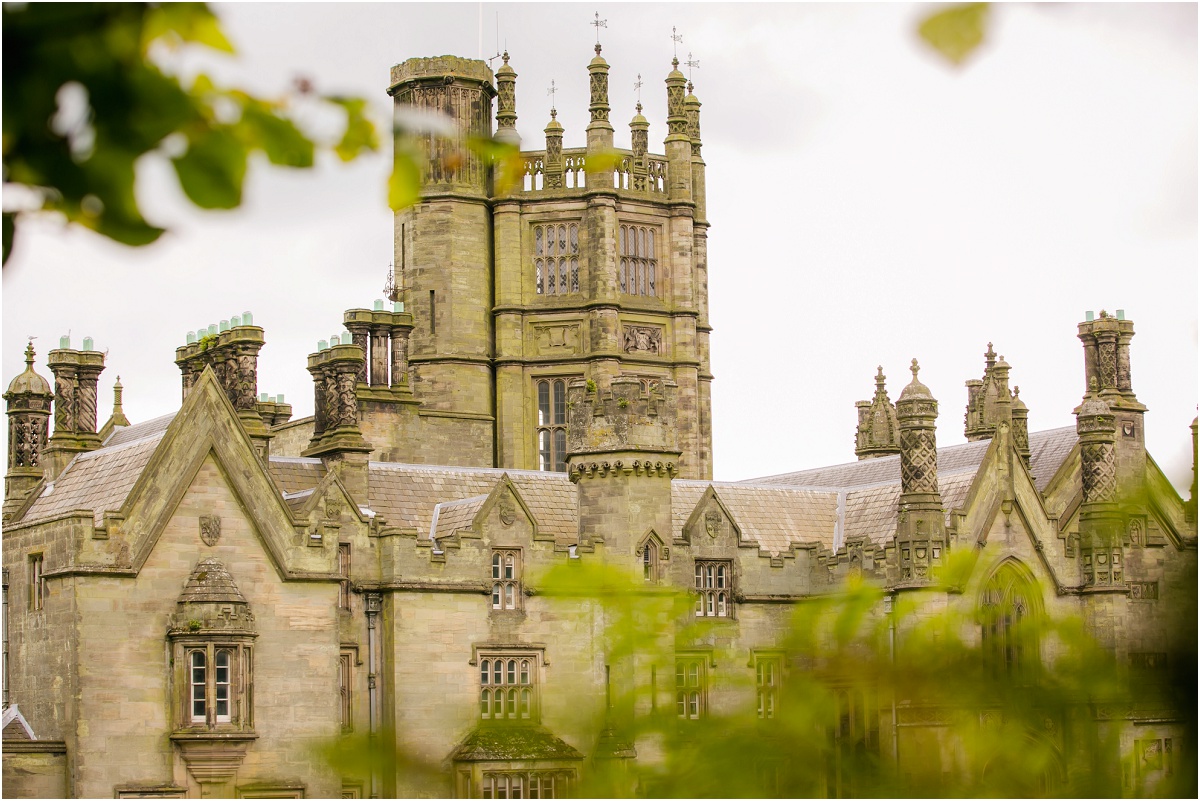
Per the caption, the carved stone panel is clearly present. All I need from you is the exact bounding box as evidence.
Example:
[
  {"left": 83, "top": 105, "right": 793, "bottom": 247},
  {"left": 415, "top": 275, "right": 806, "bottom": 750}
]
[
  {"left": 535, "top": 324, "right": 580, "bottom": 355},
  {"left": 622, "top": 325, "right": 662, "bottom": 355}
]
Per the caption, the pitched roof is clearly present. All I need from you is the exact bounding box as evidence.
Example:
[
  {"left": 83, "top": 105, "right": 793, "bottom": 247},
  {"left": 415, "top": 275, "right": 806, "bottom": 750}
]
[
  {"left": 749, "top": 426, "right": 1077, "bottom": 493},
  {"left": 21, "top": 415, "right": 173, "bottom": 525},
  {"left": 672, "top": 481, "right": 839, "bottom": 555}
]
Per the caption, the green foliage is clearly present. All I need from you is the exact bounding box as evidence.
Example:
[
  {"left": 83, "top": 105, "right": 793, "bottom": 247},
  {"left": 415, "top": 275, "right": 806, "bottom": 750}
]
[
  {"left": 313, "top": 552, "right": 1196, "bottom": 797},
  {"left": 186, "top": 618, "right": 202, "bottom": 632},
  {"left": 2, "top": 2, "right": 379, "bottom": 264},
  {"left": 918, "top": 3, "right": 990, "bottom": 66}
]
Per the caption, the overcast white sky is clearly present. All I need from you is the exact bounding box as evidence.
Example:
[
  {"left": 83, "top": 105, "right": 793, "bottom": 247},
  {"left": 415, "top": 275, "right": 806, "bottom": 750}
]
[{"left": 3, "top": 2, "right": 1197, "bottom": 492}]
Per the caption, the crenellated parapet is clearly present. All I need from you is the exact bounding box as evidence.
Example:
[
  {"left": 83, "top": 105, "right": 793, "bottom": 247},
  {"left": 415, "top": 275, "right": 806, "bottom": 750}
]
[{"left": 566, "top": 376, "right": 679, "bottom": 469}]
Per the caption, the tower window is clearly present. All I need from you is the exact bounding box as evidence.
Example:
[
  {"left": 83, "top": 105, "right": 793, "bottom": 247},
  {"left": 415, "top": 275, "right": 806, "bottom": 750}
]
[
  {"left": 533, "top": 223, "right": 579, "bottom": 295},
  {"left": 619, "top": 224, "right": 658, "bottom": 297},
  {"left": 535, "top": 378, "right": 571, "bottom": 472}
]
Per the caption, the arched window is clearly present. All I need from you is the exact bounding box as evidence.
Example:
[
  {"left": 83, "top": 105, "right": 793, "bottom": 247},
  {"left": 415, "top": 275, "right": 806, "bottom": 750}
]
[
  {"left": 535, "top": 378, "right": 570, "bottom": 472},
  {"left": 980, "top": 561, "right": 1041, "bottom": 682},
  {"left": 619, "top": 224, "right": 660, "bottom": 297},
  {"left": 480, "top": 654, "right": 538, "bottom": 722},
  {"left": 639, "top": 535, "right": 662, "bottom": 583},
  {"left": 491, "top": 550, "right": 521, "bottom": 611}
]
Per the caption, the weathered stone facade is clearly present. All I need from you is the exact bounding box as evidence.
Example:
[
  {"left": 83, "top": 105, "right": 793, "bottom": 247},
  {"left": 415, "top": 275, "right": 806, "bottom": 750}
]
[{"left": 2, "top": 49, "right": 1196, "bottom": 801}]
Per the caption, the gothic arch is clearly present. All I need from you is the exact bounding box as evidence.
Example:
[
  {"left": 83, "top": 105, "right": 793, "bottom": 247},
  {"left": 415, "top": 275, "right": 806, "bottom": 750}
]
[
  {"left": 637, "top": 529, "right": 666, "bottom": 583},
  {"left": 978, "top": 558, "right": 1043, "bottom": 680}
]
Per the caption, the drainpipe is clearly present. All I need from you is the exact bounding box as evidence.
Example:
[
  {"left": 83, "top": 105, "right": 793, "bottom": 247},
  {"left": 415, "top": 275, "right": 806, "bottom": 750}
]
[
  {"left": 2, "top": 568, "right": 9, "bottom": 709},
  {"left": 365, "top": 591, "right": 382, "bottom": 798}
]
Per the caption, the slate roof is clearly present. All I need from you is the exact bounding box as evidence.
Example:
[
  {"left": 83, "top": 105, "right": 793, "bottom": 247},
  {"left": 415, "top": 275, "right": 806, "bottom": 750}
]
[
  {"left": 431, "top": 495, "right": 490, "bottom": 540},
  {"left": 671, "top": 481, "right": 839, "bottom": 554},
  {"left": 450, "top": 725, "right": 584, "bottom": 761},
  {"left": 751, "top": 426, "right": 1077, "bottom": 493},
  {"left": 21, "top": 415, "right": 173, "bottom": 525}
]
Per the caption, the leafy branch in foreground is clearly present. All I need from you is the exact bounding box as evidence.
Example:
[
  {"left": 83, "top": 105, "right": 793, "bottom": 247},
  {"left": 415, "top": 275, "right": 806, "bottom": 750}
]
[{"left": 2, "top": 2, "right": 379, "bottom": 264}]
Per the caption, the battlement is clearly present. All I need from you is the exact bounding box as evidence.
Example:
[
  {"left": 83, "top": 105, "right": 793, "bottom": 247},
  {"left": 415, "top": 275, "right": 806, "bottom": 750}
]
[
  {"left": 566, "top": 376, "right": 680, "bottom": 458},
  {"left": 388, "top": 55, "right": 496, "bottom": 94}
]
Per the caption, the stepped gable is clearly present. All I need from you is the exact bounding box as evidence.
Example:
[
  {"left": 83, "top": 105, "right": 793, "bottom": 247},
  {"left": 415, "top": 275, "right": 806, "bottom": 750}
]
[
  {"left": 18, "top": 413, "right": 176, "bottom": 525},
  {"left": 750, "top": 426, "right": 1077, "bottom": 493}
]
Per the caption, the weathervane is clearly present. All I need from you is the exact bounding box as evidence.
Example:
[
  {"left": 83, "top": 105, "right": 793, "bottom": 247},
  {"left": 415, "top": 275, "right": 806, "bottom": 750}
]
[
  {"left": 547, "top": 79, "right": 558, "bottom": 114},
  {"left": 634, "top": 73, "right": 643, "bottom": 104},
  {"left": 383, "top": 263, "right": 397, "bottom": 302},
  {"left": 671, "top": 27, "right": 683, "bottom": 59},
  {"left": 685, "top": 52, "right": 700, "bottom": 81},
  {"left": 591, "top": 12, "right": 607, "bottom": 45}
]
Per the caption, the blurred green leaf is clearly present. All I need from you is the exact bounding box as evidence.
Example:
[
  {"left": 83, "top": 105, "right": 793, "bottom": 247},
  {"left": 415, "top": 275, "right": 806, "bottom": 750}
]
[
  {"left": 3, "top": 213, "right": 14, "bottom": 264},
  {"left": 238, "top": 101, "right": 315, "bottom": 167},
  {"left": 331, "top": 97, "right": 380, "bottom": 162},
  {"left": 389, "top": 146, "right": 422, "bottom": 211},
  {"left": 172, "top": 126, "right": 246, "bottom": 209},
  {"left": 918, "top": 3, "right": 990, "bottom": 66},
  {"left": 584, "top": 149, "right": 623, "bottom": 174}
]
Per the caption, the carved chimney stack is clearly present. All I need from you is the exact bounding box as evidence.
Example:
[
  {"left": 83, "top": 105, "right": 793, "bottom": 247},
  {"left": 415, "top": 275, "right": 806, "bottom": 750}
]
[
  {"left": 4, "top": 342, "right": 54, "bottom": 521},
  {"left": 42, "top": 336, "right": 106, "bottom": 481},
  {"left": 964, "top": 343, "right": 1015, "bottom": 442},
  {"left": 303, "top": 339, "right": 372, "bottom": 501},
  {"left": 175, "top": 317, "right": 272, "bottom": 461},
  {"left": 1078, "top": 310, "right": 1146, "bottom": 491}
]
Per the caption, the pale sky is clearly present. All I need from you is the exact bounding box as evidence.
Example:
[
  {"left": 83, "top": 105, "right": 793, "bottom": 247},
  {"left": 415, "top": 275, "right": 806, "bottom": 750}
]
[{"left": 3, "top": 2, "right": 1197, "bottom": 493}]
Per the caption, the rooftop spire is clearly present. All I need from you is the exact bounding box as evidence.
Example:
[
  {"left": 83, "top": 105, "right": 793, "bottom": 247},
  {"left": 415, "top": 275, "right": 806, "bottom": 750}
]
[{"left": 855, "top": 365, "right": 900, "bottom": 460}]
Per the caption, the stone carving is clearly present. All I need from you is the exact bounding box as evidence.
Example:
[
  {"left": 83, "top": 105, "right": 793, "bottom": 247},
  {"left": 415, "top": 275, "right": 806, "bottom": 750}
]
[
  {"left": 54, "top": 374, "right": 75, "bottom": 433},
  {"left": 622, "top": 325, "right": 662, "bottom": 355},
  {"left": 199, "top": 515, "right": 221, "bottom": 546},
  {"left": 704, "top": 508, "right": 723, "bottom": 539},
  {"left": 236, "top": 352, "right": 257, "bottom": 410},
  {"left": 1098, "top": 340, "right": 1117, "bottom": 389},
  {"left": 1081, "top": 442, "right": 1117, "bottom": 503},
  {"left": 499, "top": 494, "right": 516, "bottom": 527},
  {"left": 1128, "top": 518, "right": 1143, "bottom": 547},
  {"left": 536, "top": 324, "right": 579, "bottom": 355},
  {"left": 899, "top": 429, "right": 937, "bottom": 494},
  {"left": 1128, "top": 581, "right": 1158, "bottom": 600}
]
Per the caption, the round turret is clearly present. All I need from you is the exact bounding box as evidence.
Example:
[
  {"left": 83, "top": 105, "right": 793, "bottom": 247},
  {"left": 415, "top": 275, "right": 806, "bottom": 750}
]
[{"left": 897, "top": 359, "right": 935, "bottom": 404}]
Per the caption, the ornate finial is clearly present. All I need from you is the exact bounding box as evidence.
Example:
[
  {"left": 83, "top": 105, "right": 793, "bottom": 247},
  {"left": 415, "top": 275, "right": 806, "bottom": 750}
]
[
  {"left": 636, "top": 101, "right": 643, "bottom": 114},
  {"left": 503, "top": 50, "right": 510, "bottom": 65},
  {"left": 24, "top": 338, "right": 36, "bottom": 365},
  {"left": 685, "top": 52, "right": 700, "bottom": 82},
  {"left": 671, "top": 27, "right": 683, "bottom": 59},
  {"left": 1013, "top": 386, "right": 1020, "bottom": 398},
  {"left": 547, "top": 79, "right": 557, "bottom": 114},
  {"left": 911, "top": 359, "right": 920, "bottom": 379},
  {"left": 875, "top": 365, "right": 886, "bottom": 387},
  {"left": 592, "top": 12, "right": 607, "bottom": 45},
  {"left": 383, "top": 262, "right": 396, "bottom": 302},
  {"left": 634, "top": 73, "right": 643, "bottom": 103}
]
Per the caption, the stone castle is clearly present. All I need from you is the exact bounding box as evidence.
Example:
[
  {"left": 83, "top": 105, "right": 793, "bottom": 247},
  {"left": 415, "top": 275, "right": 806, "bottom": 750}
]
[{"left": 2, "top": 47, "right": 1196, "bottom": 799}]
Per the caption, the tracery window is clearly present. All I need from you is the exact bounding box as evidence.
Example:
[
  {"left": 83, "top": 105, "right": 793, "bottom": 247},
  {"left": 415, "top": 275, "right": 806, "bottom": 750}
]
[
  {"left": 675, "top": 656, "right": 707, "bottom": 719},
  {"left": 534, "top": 223, "right": 579, "bottom": 295},
  {"left": 480, "top": 654, "right": 537, "bottom": 722},
  {"left": 618, "top": 224, "right": 658, "bottom": 297},
  {"left": 694, "top": 560, "right": 732, "bottom": 617},
  {"left": 535, "top": 378, "right": 570, "bottom": 472},
  {"left": 491, "top": 550, "right": 521, "bottom": 610},
  {"left": 980, "top": 561, "right": 1040, "bottom": 682}
]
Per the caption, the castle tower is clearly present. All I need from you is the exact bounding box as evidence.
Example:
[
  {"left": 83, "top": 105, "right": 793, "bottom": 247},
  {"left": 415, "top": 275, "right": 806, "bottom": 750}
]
[
  {"left": 42, "top": 335, "right": 106, "bottom": 481},
  {"left": 567, "top": 376, "right": 679, "bottom": 561},
  {"left": 1077, "top": 310, "right": 1146, "bottom": 490},
  {"left": 389, "top": 47, "right": 713, "bottom": 479},
  {"left": 388, "top": 56, "right": 498, "bottom": 467},
  {"left": 4, "top": 342, "right": 53, "bottom": 521},
  {"left": 855, "top": 366, "right": 900, "bottom": 460},
  {"left": 894, "top": 360, "right": 945, "bottom": 585}
]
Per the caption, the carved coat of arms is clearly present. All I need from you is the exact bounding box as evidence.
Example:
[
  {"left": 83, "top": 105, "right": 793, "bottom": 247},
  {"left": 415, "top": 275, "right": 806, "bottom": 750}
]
[
  {"left": 499, "top": 495, "right": 516, "bottom": 527},
  {"left": 199, "top": 515, "right": 221, "bottom": 546},
  {"left": 704, "top": 509, "right": 723, "bottom": 539}
]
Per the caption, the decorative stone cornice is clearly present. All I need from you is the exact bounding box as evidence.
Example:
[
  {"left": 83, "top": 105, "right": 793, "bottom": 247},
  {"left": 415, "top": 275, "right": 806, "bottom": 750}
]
[{"left": 568, "top": 458, "right": 678, "bottom": 483}]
